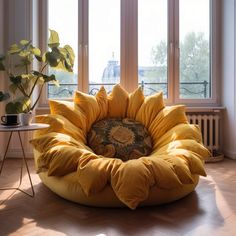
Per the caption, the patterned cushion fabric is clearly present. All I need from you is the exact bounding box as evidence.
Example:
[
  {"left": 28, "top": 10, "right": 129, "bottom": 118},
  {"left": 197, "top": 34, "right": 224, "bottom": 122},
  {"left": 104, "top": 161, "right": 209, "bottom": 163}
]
[{"left": 87, "top": 118, "right": 152, "bottom": 161}]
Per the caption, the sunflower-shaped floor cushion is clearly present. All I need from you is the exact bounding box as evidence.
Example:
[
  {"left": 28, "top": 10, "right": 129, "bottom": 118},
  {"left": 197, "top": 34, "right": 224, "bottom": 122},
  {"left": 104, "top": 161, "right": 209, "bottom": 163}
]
[{"left": 31, "top": 84, "right": 210, "bottom": 209}]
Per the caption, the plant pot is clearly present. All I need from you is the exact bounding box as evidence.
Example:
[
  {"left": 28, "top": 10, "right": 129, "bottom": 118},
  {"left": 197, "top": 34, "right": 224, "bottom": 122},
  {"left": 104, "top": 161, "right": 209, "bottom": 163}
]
[{"left": 19, "top": 112, "right": 33, "bottom": 126}]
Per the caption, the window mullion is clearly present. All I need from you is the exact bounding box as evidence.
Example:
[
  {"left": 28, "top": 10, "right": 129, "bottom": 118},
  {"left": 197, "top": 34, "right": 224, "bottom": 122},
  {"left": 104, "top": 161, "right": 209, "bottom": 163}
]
[
  {"left": 79, "top": 0, "right": 88, "bottom": 93},
  {"left": 121, "top": 0, "right": 138, "bottom": 93},
  {"left": 174, "top": 0, "right": 180, "bottom": 103},
  {"left": 78, "top": 0, "right": 83, "bottom": 92},
  {"left": 166, "top": 0, "right": 176, "bottom": 104},
  {"left": 39, "top": 0, "right": 48, "bottom": 106}
]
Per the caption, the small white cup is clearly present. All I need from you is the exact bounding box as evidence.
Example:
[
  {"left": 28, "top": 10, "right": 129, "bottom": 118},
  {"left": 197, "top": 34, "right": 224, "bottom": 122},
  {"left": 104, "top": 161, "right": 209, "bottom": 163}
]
[{"left": 19, "top": 113, "right": 32, "bottom": 126}]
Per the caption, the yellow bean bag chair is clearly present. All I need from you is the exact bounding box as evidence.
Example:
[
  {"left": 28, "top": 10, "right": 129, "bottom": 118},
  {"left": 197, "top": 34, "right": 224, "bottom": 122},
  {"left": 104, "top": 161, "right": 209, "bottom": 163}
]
[{"left": 31, "top": 85, "right": 210, "bottom": 209}]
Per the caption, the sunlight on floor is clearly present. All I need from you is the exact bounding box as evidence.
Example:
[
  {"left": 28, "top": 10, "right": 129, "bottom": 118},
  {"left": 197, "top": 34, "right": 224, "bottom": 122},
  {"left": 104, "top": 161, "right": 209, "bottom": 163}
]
[{"left": 207, "top": 175, "right": 234, "bottom": 218}]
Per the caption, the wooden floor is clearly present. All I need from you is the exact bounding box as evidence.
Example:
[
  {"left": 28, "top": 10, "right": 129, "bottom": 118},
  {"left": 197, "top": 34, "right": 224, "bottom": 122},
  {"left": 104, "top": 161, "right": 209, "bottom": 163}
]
[{"left": 0, "top": 158, "right": 236, "bottom": 236}]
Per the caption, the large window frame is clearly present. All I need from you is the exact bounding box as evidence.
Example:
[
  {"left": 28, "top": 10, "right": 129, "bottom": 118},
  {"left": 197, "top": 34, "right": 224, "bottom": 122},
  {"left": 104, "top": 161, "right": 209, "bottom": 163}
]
[{"left": 38, "top": 0, "right": 221, "bottom": 108}]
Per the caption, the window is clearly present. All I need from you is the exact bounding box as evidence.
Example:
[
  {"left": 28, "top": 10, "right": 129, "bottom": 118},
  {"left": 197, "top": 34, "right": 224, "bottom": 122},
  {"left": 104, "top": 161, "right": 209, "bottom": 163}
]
[
  {"left": 47, "top": 0, "right": 78, "bottom": 99},
  {"left": 89, "top": 0, "right": 120, "bottom": 94},
  {"left": 138, "top": 0, "right": 168, "bottom": 97},
  {"left": 44, "top": 0, "right": 219, "bottom": 105},
  {"left": 179, "top": 0, "right": 210, "bottom": 99}
]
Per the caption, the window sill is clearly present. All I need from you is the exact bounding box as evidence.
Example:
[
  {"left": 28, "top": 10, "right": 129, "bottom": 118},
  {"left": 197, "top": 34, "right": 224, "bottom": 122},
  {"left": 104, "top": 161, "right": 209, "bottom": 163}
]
[
  {"left": 35, "top": 106, "right": 50, "bottom": 115},
  {"left": 35, "top": 104, "right": 225, "bottom": 117},
  {"left": 185, "top": 107, "right": 225, "bottom": 113}
]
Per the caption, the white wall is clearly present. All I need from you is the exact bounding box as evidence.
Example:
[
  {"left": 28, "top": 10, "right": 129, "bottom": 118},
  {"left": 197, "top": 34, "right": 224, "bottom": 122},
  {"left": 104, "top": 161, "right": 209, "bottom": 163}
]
[
  {"left": 0, "top": 0, "right": 4, "bottom": 54},
  {"left": 0, "top": 0, "right": 33, "bottom": 159},
  {"left": 0, "top": 0, "right": 6, "bottom": 160},
  {"left": 222, "top": 0, "right": 236, "bottom": 159}
]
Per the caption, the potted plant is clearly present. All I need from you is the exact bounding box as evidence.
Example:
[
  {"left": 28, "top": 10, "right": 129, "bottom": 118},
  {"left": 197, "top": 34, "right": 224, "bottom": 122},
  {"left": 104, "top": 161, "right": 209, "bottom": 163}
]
[{"left": 0, "top": 30, "right": 74, "bottom": 124}]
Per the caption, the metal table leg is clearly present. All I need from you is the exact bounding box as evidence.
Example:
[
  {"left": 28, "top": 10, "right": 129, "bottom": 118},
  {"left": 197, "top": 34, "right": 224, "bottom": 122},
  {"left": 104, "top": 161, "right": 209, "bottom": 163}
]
[
  {"left": 0, "top": 131, "right": 35, "bottom": 197},
  {"left": 0, "top": 131, "right": 13, "bottom": 175}
]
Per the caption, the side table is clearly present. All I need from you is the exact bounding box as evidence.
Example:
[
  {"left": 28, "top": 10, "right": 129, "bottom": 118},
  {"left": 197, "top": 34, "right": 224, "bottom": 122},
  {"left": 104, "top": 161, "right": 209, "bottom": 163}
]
[{"left": 0, "top": 123, "right": 49, "bottom": 197}]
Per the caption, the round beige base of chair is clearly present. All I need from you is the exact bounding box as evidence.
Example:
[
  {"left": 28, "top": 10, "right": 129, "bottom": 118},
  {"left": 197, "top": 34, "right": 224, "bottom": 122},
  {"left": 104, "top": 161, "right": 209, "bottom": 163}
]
[{"left": 205, "top": 152, "right": 224, "bottom": 163}]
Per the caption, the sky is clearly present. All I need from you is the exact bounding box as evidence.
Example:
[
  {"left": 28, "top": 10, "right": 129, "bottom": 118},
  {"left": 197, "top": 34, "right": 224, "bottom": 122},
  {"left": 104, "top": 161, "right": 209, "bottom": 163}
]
[{"left": 48, "top": 0, "right": 209, "bottom": 83}]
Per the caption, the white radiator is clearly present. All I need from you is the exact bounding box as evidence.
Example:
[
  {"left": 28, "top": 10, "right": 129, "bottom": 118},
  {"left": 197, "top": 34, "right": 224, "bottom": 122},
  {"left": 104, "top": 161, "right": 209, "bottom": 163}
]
[{"left": 186, "top": 113, "right": 221, "bottom": 153}]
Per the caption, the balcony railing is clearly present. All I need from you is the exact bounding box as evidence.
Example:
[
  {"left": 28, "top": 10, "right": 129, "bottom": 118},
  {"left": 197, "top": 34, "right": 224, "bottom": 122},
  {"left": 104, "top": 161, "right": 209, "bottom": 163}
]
[{"left": 48, "top": 80, "right": 209, "bottom": 98}]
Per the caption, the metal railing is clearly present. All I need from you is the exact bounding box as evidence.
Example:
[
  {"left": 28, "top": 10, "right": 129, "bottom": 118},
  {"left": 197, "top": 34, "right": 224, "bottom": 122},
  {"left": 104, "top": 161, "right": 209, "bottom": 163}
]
[{"left": 48, "top": 80, "right": 209, "bottom": 98}]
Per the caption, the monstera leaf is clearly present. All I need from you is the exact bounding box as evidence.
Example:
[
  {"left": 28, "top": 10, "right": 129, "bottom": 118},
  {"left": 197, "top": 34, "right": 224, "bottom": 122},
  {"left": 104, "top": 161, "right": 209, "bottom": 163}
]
[
  {"left": 5, "top": 97, "right": 31, "bottom": 114},
  {"left": 0, "top": 91, "right": 10, "bottom": 102}
]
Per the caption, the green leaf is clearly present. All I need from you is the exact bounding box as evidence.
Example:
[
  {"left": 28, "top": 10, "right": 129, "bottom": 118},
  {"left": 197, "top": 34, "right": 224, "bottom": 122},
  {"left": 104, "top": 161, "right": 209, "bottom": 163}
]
[
  {"left": 64, "top": 61, "right": 73, "bottom": 72},
  {"left": 21, "top": 74, "right": 31, "bottom": 89},
  {"left": 32, "top": 71, "right": 42, "bottom": 76},
  {"left": 58, "top": 47, "right": 67, "bottom": 57},
  {"left": 10, "top": 75, "right": 22, "bottom": 85},
  {"left": 22, "top": 81, "right": 29, "bottom": 91},
  {"left": 52, "top": 79, "right": 60, "bottom": 87},
  {"left": 45, "top": 51, "right": 60, "bottom": 67},
  {"left": 48, "top": 29, "right": 60, "bottom": 49},
  {"left": 5, "top": 97, "right": 31, "bottom": 114},
  {"left": 9, "top": 84, "right": 18, "bottom": 94},
  {"left": 42, "top": 74, "right": 56, "bottom": 82},
  {"left": 8, "top": 44, "right": 21, "bottom": 54},
  {"left": 5, "top": 101, "right": 23, "bottom": 114},
  {"left": 21, "top": 73, "right": 33, "bottom": 80},
  {"left": 42, "top": 52, "right": 47, "bottom": 63},
  {"left": 52, "top": 47, "right": 63, "bottom": 59},
  {"left": 31, "top": 47, "right": 41, "bottom": 56},
  {"left": 53, "top": 45, "right": 75, "bottom": 72},
  {"left": 64, "top": 45, "right": 75, "bottom": 66},
  {"left": 37, "top": 77, "right": 44, "bottom": 85},
  {"left": 20, "top": 40, "right": 30, "bottom": 46},
  {"left": 0, "top": 91, "right": 10, "bottom": 102},
  {"left": 32, "top": 71, "right": 56, "bottom": 84},
  {"left": 51, "top": 61, "right": 66, "bottom": 71},
  {"left": 19, "top": 51, "right": 31, "bottom": 57}
]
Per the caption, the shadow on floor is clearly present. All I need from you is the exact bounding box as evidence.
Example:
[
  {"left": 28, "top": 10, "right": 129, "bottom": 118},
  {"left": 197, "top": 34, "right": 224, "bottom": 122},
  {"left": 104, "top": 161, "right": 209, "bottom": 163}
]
[{"left": 0, "top": 177, "right": 224, "bottom": 236}]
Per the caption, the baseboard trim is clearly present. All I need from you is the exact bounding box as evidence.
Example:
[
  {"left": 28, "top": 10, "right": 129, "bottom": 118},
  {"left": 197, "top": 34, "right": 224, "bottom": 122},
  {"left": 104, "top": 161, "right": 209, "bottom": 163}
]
[{"left": 224, "top": 150, "right": 236, "bottom": 159}]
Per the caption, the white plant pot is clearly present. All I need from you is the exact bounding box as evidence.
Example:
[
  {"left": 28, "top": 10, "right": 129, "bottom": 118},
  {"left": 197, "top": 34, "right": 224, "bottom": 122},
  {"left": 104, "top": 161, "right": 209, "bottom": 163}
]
[{"left": 19, "top": 112, "right": 33, "bottom": 126}]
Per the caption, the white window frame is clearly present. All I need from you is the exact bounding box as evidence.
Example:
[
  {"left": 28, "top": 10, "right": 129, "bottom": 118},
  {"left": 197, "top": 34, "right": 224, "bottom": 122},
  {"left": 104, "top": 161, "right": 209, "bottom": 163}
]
[
  {"left": 172, "top": 0, "right": 220, "bottom": 106},
  {"left": 37, "top": 0, "right": 221, "bottom": 109}
]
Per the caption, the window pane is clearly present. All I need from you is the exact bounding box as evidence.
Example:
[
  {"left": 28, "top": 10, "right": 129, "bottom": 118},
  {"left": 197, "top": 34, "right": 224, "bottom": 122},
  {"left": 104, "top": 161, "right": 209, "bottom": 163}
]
[
  {"left": 48, "top": 0, "right": 78, "bottom": 99},
  {"left": 179, "top": 0, "right": 210, "bottom": 99},
  {"left": 138, "top": 0, "right": 168, "bottom": 97},
  {"left": 89, "top": 0, "right": 120, "bottom": 95}
]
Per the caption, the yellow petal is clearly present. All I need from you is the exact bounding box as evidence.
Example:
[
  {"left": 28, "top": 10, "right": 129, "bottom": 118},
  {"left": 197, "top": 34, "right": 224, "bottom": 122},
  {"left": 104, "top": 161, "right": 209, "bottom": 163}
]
[
  {"left": 107, "top": 84, "right": 129, "bottom": 118},
  {"left": 127, "top": 87, "right": 144, "bottom": 120},
  {"left": 135, "top": 91, "right": 164, "bottom": 128}
]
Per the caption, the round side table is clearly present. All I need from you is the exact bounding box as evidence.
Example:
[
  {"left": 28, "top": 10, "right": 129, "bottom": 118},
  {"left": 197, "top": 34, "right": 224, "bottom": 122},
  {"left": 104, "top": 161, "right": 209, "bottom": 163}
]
[{"left": 0, "top": 123, "right": 49, "bottom": 197}]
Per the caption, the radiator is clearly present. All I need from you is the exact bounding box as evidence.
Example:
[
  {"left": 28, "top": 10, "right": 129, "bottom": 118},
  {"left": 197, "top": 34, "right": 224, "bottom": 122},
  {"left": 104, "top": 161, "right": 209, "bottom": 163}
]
[{"left": 186, "top": 113, "right": 221, "bottom": 153}]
